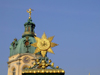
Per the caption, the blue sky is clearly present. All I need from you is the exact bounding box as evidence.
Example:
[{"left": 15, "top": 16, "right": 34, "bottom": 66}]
[{"left": 0, "top": 0, "right": 100, "bottom": 75}]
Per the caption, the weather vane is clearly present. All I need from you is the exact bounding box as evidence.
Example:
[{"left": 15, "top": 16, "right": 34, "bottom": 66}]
[{"left": 26, "top": 8, "right": 34, "bottom": 19}]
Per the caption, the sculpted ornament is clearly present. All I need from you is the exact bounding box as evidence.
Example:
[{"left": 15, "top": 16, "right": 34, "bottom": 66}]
[
  {"left": 11, "top": 38, "right": 18, "bottom": 49},
  {"left": 31, "top": 32, "right": 58, "bottom": 57},
  {"left": 23, "top": 36, "right": 32, "bottom": 53}
]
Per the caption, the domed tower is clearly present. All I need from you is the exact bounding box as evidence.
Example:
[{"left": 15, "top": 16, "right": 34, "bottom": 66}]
[{"left": 7, "top": 8, "right": 41, "bottom": 75}]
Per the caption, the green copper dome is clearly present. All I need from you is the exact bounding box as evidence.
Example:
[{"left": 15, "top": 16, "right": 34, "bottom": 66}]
[{"left": 9, "top": 18, "right": 40, "bottom": 57}]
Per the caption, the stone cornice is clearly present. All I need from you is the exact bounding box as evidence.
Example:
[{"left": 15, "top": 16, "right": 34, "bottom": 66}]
[{"left": 7, "top": 53, "right": 41, "bottom": 64}]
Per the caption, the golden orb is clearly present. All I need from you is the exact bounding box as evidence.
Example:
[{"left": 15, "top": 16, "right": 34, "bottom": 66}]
[
  {"left": 62, "top": 70, "right": 65, "bottom": 73},
  {"left": 50, "top": 70, "right": 52, "bottom": 73},
  {"left": 33, "top": 71, "right": 36, "bottom": 73},
  {"left": 53, "top": 70, "right": 56, "bottom": 73},
  {"left": 42, "top": 60, "right": 45, "bottom": 63},
  {"left": 56, "top": 66, "right": 59, "bottom": 69},
  {"left": 46, "top": 64, "right": 48, "bottom": 66},
  {"left": 49, "top": 59, "right": 52, "bottom": 63},
  {"left": 36, "top": 59, "right": 39, "bottom": 62},
  {"left": 29, "top": 66, "right": 31, "bottom": 68},
  {"left": 58, "top": 70, "right": 60, "bottom": 73},
  {"left": 29, "top": 17, "right": 31, "bottom": 19},
  {"left": 46, "top": 70, "right": 49, "bottom": 73},
  {"left": 42, "top": 66, "right": 45, "bottom": 69},
  {"left": 29, "top": 71, "right": 32, "bottom": 73},
  {"left": 51, "top": 63, "right": 54, "bottom": 66},
  {"left": 33, "top": 62, "right": 36, "bottom": 65},
  {"left": 41, "top": 70, "right": 45, "bottom": 73},
  {"left": 37, "top": 62, "right": 40, "bottom": 64},
  {"left": 39, "top": 63, "right": 42, "bottom": 66}
]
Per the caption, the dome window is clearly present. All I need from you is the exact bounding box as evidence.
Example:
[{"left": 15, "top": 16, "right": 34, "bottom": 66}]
[
  {"left": 12, "top": 68, "right": 16, "bottom": 75},
  {"left": 28, "top": 27, "right": 30, "bottom": 31}
]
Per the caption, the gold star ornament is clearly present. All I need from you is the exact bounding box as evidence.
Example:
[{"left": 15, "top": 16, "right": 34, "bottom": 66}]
[{"left": 31, "top": 32, "right": 58, "bottom": 57}]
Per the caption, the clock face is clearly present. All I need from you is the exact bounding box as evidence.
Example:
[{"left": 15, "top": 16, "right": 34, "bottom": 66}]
[
  {"left": 37, "top": 39, "right": 50, "bottom": 50},
  {"left": 23, "top": 56, "right": 30, "bottom": 63}
]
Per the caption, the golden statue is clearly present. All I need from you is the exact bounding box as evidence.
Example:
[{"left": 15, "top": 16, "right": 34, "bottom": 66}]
[{"left": 27, "top": 8, "right": 34, "bottom": 19}]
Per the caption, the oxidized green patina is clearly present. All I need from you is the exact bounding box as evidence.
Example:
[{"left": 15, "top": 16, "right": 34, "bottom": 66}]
[{"left": 9, "top": 18, "right": 40, "bottom": 56}]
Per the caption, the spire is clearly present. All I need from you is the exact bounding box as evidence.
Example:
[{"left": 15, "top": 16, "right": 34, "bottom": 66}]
[{"left": 22, "top": 8, "right": 35, "bottom": 38}]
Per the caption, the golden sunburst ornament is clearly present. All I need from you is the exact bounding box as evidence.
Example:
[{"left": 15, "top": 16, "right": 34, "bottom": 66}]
[{"left": 31, "top": 32, "right": 58, "bottom": 57}]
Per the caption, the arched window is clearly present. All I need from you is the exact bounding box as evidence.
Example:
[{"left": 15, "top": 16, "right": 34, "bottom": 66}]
[
  {"left": 12, "top": 68, "right": 16, "bottom": 75},
  {"left": 28, "top": 27, "right": 30, "bottom": 31}
]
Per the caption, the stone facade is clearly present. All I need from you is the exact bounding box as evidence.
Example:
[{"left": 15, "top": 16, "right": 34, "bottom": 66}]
[
  {"left": 7, "top": 53, "right": 41, "bottom": 75},
  {"left": 7, "top": 18, "right": 41, "bottom": 75}
]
